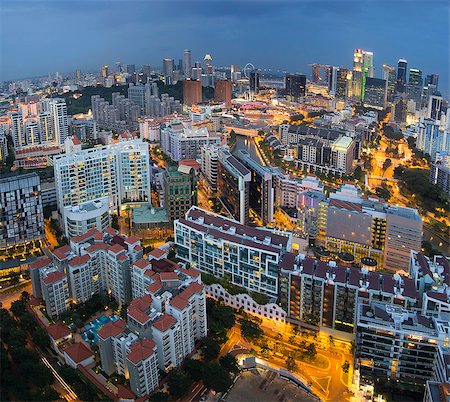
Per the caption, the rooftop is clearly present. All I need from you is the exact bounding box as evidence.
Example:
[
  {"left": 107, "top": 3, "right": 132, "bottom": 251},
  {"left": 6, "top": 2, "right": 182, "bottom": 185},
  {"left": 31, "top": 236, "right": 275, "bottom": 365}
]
[
  {"left": 127, "top": 339, "right": 156, "bottom": 365},
  {"left": 64, "top": 342, "right": 93, "bottom": 364}
]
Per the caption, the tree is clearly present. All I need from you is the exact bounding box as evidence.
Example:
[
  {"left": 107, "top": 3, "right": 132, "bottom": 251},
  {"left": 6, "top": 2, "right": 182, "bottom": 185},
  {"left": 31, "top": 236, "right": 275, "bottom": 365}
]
[
  {"left": 87, "top": 331, "right": 95, "bottom": 341},
  {"left": 184, "top": 359, "right": 205, "bottom": 381},
  {"left": 168, "top": 369, "right": 192, "bottom": 398},
  {"left": 304, "top": 343, "right": 317, "bottom": 360},
  {"left": 353, "top": 165, "right": 362, "bottom": 181},
  {"left": 285, "top": 356, "right": 297, "bottom": 372},
  {"left": 201, "top": 336, "right": 221, "bottom": 360},
  {"left": 10, "top": 299, "right": 27, "bottom": 317},
  {"left": 382, "top": 159, "right": 392, "bottom": 172},
  {"left": 342, "top": 361, "right": 350, "bottom": 373},
  {"left": 20, "top": 291, "right": 30, "bottom": 302},
  {"left": 219, "top": 354, "right": 240, "bottom": 375},
  {"left": 19, "top": 313, "right": 37, "bottom": 331},
  {"left": 202, "top": 362, "right": 233, "bottom": 392},
  {"left": 240, "top": 319, "right": 263, "bottom": 341},
  {"left": 111, "top": 214, "right": 119, "bottom": 230}
]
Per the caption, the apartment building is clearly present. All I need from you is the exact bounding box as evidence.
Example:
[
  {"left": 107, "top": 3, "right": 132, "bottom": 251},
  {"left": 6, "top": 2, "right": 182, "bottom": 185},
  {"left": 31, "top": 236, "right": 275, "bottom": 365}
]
[
  {"left": 279, "top": 253, "right": 419, "bottom": 333},
  {"left": 273, "top": 173, "right": 324, "bottom": 209},
  {"left": 30, "top": 228, "right": 144, "bottom": 313},
  {"left": 200, "top": 144, "right": 219, "bottom": 191},
  {"left": 160, "top": 120, "right": 221, "bottom": 162},
  {"left": 0, "top": 173, "right": 44, "bottom": 252},
  {"left": 40, "top": 270, "right": 70, "bottom": 318},
  {"left": 53, "top": 139, "right": 151, "bottom": 220},
  {"left": 126, "top": 339, "right": 159, "bottom": 397},
  {"left": 217, "top": 148, "right": 251, "bottom": 224},
  {"left": 175, "top": 207, "right": 292, "bottom": 298},
  {"left": 355, "top": 301, "right": 449, "bottom": 387}
]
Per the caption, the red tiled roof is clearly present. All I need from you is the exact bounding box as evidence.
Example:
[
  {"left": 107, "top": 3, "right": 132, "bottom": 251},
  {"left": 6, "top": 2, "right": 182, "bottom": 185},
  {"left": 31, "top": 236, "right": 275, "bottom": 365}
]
[
  {"left": 53, "top": 245, "right": 72, "bottom": 260},
  {"left": 117, "top": 253, "right": 128, "bottom": 261},
  {"left": 65, "top": 342, "right": 93, "bottom": 363},
  {"left": 146, "top": 280, "right": 162, "bottom": 293},
  {"left": 426, "top": 291, "right": 448, "bottom": 302},
  {"left": 43, "top": 271, "right": 66, "bottom": 285},
  {"left": 47, "top": 321, "right": 71, "bottom": 340},
  {"left": 128, "top": 294, "right": 153, "bottom": 324},
  {"left": 71, "top": 228, "right": 101, "bottom": 244},
  {"left": 279, "top": 252, "right": 296, "bottom": 271},
  {"left": 127, "top": 339, "right": 156, "bottom": 365},
  {"left": 93, "top": 231, "right": 104, "bottom": 241},
  {"left": 179, "top": 159, "right": 201, "bottom": 171},
  {"left": 109, "top": 244, "right": 125, "bottom": 254},
  {"left": 134, "top": 258, "right": 150, "bottom": 270},
  {"left": 72, "top": 135, "right": 81, "bottom": 145},
  {"left": 85, "top": 243, "right": 110, "bottom": 253},
  {"left": 152, "top": 313, "right": 177, "bottom": 332},
  {"left": 68, "top": 254, "right": 90, "bottom": 267},
  {"left": 178, "top": 267, "right": 201, "bottom": 278},
  {"left": 117, "top": 385, "right": 136, "bottom": 399},
  {"left": 170, "top": 282, "right": 204, "bottom": 311},
  {"left": 104, "top": 227, "right": 117, "bottom": 236},
  {"left": 29, "top": 256, "right": 52, "bottom": 270},
  {"left": 134, "top": 245, "right": 143, "bottom": 251},
  {"left": 160, "top": 272, "right": 179, "bottom": 281},
  {"left": 125, "top": 235, "right": 140, "bottom": 245},
  {"left": 97, "top": 319, "right": 127, "bottom": 340},
  {"left": 148, "top": 248, "right": 166, "bottom": 259}
]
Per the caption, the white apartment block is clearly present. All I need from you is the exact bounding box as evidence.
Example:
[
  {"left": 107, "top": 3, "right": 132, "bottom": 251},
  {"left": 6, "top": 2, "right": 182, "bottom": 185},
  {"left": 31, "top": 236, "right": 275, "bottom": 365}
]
[
  {"left": 30, "top": 228, "right": 144, "bottom": 312},
  {"left": 175, "top": 207, "right": 292, "bottom": 298},
  {"left": 53, "top": 139, "right": 151, "bottom": 219},
  {"left": 40, "top": 269, "right": 70, "bottom": 319},
  {"left": 161, "top": 121, "right": 221, "bottom": 161},
  {"left": 200, "top": 144, "right": 219, "bottom": 190}
]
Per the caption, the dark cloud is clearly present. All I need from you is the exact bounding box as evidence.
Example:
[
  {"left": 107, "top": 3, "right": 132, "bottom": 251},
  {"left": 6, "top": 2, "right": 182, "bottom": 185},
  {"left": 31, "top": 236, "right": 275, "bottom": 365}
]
[{"left": 0, "top": 0, "right": 448, "bottom": 95}]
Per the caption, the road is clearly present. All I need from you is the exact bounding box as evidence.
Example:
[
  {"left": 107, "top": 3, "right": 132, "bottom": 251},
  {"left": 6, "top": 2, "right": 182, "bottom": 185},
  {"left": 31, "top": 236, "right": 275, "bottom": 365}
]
[{"left": 0, "top": 280, "right": 32, "bottom": 309}]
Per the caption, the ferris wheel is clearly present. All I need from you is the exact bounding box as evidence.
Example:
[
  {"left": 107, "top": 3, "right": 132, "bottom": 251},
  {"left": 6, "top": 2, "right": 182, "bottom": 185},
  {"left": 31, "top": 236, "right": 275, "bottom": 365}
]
[{"left": 243, "top": 63, "right": 255, "bottom": 79}]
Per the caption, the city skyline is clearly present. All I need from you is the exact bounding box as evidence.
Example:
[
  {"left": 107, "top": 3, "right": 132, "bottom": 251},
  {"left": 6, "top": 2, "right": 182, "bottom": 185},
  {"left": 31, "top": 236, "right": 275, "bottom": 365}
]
[{"left": 1, "top": 0, "right": 449, "bottom": 95}]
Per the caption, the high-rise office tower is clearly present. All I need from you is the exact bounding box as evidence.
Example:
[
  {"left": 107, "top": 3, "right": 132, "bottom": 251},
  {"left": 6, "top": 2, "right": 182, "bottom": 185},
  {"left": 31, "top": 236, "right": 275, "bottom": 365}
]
[
  {"left": 426, "top": 73, "right": 439, "bottom": 88},
  {"left": 409, "top": 68, "right": 423, "bottom": 86},
  {"left": 163, "top": 58, "right": 174, "bottom": 80},
  {"left": 285, "top": 74, "right": 306, "bottom": 101},
  {"left": 192, "top": 67, "right": 202, "bottom": 81},
  {"left": 311, "top": 64, "right": 321, "bottom": 84},
  {"left": 230, "top": 65, "right": 241, "bottom": 82},
  {"left": 396, "top": 58, "right": 408, "bottom": 92},
  {"left": 335, "top": 68, "right": 351, "bottom": 99},
  {"left": 363, "top": 77, "right": 387, "bottom": 110},
  {"left": 47, "top": 98, "right": 69, "bottom": 145},
  {"left": 328, "top": 67, "right": 339, "bottom": 95},
  {"left": 351, "top": 49, "right": 364, "bottom": 100},
  {"left": 102, "top": 65, "right": 109, "bottom": 78},
  {"left": 75, "top": 69, "right": 81, "bottom": 80},
  {"left": 142, "top": 64, "right": 152, "bottom": 77},
  {"left": 126, "top": 64, "right": 136, "bottom": 74},
  {"left": 427, "top": 94, "right": 443, "bottom": 121},
  {"left": 249, "top": 70, "right": 260, "bottom": 93},
  {"left": 361, "top": 51, "right": 374, "bottom": 101},
  {"left": 382, "top": 65, "right": 396, "bottom": 102},
  {"left": 204, "top": 54, "right": 213, "bottom": 75},
  {"left": 183, "top": 49, "right": 192, "bottom": 79}
]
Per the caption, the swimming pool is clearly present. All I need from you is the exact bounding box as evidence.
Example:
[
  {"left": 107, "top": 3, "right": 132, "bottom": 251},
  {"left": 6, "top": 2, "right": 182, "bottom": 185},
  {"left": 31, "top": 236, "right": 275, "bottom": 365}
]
[{"left": 82, "top": 315, "right": 120, "bottom": 344}]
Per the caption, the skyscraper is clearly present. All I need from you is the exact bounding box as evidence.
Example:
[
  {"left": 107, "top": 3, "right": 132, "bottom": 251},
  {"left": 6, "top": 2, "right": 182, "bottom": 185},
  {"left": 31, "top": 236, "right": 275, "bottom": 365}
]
[
  {"left": 363, "top": 77, "right": 387, "bottom": 110},
  {"left": 183, "top": 79, "right": 202, "bottom": 105},
  {"left": 335, "top": 68, "right": 351, "bottom": 99},
  {"left": 126, "top": 64, "right": 136, "bottom": 74},
  {"left": 102, "top": 65, "right": 109, "bottom": 78},
  {"left": 249, "top": 70, "right": 260, "bottom": 93},
  {"left": 142, "top": 64, "right": 152, "bottom": 77},
  {"left": 328, "top": 67, "right": 339, "bottom": 95},
  {"left": 163, "top": 58, "right": 174, "bottom": 80},
  {"left": 9, "top": 110, "right": 25, "bottom": 148},
  {"left": 311, "top": 64, "right": 321, "bottom": 84},
  {"left": 215, "top": 80, "right": 232, "bottom": 107},
  {"left": 382, "top": 65, "right": 396, "bottom": 102},
  {"left": 285, "top": 74, "right": 306, "bottom": 101},
  {"left": 183, "top": 49, "right": 192, "bottom": 79},
  {"left": 351, "top": 49, "right": 364, "bottom": 100},
  {"left": 409, "top": 68, "right": 422, "bottom": 86},
  {"left": 361, "top": 51, "right": 374, "bottom": 101},
  {"left": 396, "top": 58, "right": 408, "bottom": 92}
]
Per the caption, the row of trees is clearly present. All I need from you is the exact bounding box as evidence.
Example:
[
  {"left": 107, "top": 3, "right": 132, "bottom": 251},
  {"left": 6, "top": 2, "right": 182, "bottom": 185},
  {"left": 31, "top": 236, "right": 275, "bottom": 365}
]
[{"left": 1, "top": 293, "right": 59, "bottom": 401}]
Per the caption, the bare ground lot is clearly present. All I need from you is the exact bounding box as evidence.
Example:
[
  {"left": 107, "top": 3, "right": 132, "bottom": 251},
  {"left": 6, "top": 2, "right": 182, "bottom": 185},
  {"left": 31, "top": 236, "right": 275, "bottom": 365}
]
[{"left": 224, "top": 369, "right": 318, "bottom": 402}]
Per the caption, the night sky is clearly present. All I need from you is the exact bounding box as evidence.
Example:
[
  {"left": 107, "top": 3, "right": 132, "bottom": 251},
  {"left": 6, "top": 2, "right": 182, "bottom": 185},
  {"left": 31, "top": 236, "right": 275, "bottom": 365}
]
[{"left": 1, "top": 0, "right": 449, "bottom": 96}]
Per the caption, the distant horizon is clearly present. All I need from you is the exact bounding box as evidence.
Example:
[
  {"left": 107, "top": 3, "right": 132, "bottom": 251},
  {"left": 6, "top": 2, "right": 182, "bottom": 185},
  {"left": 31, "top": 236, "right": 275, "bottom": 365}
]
[{"left": 1, "top": 1, "right": 448, "bottom": 96}]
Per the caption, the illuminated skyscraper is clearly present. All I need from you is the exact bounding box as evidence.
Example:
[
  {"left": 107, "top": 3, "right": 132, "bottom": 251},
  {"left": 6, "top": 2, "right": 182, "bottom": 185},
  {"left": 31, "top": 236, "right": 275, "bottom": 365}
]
[
  {"left": 102, "top": 65, "right": 109, "bottom": 78},
  {"left": 249, "top": 70, "right": 260, "bottom": 93},
  {"left": 363, "top": 77, "right": 387, "bottom": 110},
  {"left": 351, "top": 49, "right": 364, "bottom": 100},
  {"left": 328, "top": 67, "right": 339, "bottom": 95},
  {"left": 409, "top": 68, "right": 422, "bottom": 86},
  {"left": 397, "top": 58, "right": 408, "bottom": 92},
  {"left": 311, "top": 64, "right": 321, "bottom": 84},
  {"left": 361, "top": 51, "right": 374, "bottom": 101},
  {"left": 335, "top": 68, "right": 351, "bottom": 99},
  {"left": 382, "top": 65, "right": 396, "bottom": 102},
  {"left": 183, "top": 49, "right": 192, "bottom": 79},
  {"left": 285, "top": 74, "right": 306, "bottom": 101}
]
